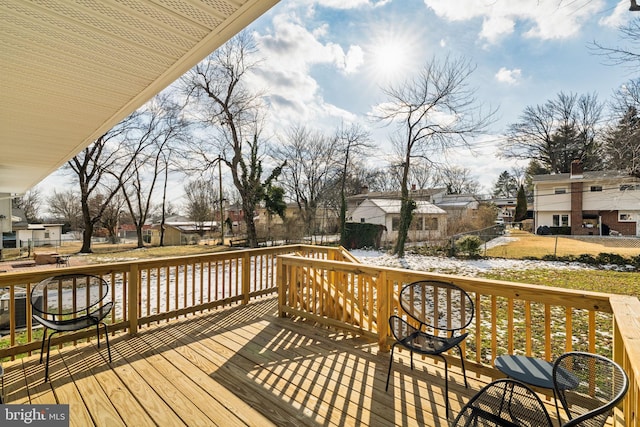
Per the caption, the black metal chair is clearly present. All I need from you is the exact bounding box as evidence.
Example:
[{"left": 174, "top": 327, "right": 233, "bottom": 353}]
[
  {"left": 452, "top": 379, "right": 554, "bottom": 427},
  {"left": 553, "top": 351, "right": 629, "bottom": 427},
  {"left": 31, "top": 274, "right": 113, "bottom": 381},
  {"left": 386, "top": 280, "right": 474, "bottom": 417}
]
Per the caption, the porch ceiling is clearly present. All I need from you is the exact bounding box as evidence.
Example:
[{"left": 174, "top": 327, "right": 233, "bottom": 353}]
[{"left": 0, "top": 0, "right": 279, "bottom": 194}]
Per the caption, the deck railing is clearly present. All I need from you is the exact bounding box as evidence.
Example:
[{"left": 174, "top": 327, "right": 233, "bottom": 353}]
[
  {"left": 0, "top": 246, "right": 637, "bottom": 425},
  {"left": 277, "top": 253, "right": 639, "bottom": 427},
  {"left": 0, "top": 245, "right": 338, "bottom": 359}
]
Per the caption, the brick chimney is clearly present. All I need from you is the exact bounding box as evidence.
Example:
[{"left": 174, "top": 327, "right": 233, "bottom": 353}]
[{"left": 570, "top": 160, "right": 583, "bottom": 178}]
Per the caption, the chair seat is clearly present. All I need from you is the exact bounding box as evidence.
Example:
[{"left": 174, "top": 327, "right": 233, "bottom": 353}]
[
  {"left": 400, "top": 329, "right": 469, "bottom": 355},
  {"left": 33, "top": 302, "right": 114, "bottom": 332}
]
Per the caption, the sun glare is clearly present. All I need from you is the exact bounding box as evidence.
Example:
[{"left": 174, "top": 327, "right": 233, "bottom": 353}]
[{"left": 365, "top": 24, "right": 424, "bottom": 85}]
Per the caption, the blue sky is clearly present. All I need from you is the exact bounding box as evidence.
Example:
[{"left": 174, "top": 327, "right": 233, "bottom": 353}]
[
  {"left": 39, "top": 0, "right": 638, "bottom": 207},
  {"left": 243, "top": 0, "right": 636, "bottom": 191}
]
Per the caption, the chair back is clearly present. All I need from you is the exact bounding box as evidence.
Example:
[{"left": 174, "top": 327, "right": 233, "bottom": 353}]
[
  {"left": 553, "top": 352, "right": 629, "bottom": 427},
  {"left": 31, "top": 274, "right": 110, "bottom": 320},
  {"left": 399, "top": 280, "right": 474, "bottom": 334},
  {"left": 452, "top": 379, "right": 553, "bottom": 427}
]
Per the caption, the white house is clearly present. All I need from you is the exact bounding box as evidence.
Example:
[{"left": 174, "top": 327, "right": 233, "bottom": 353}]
[
  {"left": 349, "top": 199, "right": 447, "bottom": 244},
  {"left": 533, "top": 161, "right": 640, "bottom": 236}
]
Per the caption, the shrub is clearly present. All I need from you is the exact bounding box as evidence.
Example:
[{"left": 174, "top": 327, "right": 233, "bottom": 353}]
[
  {"left": 455, "top": 235, "right": 482, "bottom": 257},
  {"left": 596, "top": 253, "right": 629, "bottom": 266}
]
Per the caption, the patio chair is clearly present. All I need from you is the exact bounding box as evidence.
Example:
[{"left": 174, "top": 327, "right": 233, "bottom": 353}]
[
  {"left": 553, "top": 351, "right": 629, "bottom": 427},
  {"left": 31, "top": 274, "right": 113, "bottom": 382},
  {"left": 385, "top": 280, "right": 474, "bottom": 417},
  {"left": 452, "top": 378, "right": 554, "bottom": 427}
]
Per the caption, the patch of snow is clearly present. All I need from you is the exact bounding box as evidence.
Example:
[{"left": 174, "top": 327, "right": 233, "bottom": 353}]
[{"left": 350, "top": 249, "right": 595, "bottom": 277}]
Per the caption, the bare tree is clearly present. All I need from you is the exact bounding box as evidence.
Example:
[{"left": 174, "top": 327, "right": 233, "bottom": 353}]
[
  {"left": 273, "top": 125, "right": 341, "bottom": 237},
  {"left": 335, "top": 123, "right": 372, "bottom": 245},
  {"left": 502, "top": 92, "right": 603, "bottom": 173},
  {"left": 590, "top": 16, "right": 640, "bottom": 71},
  {"left": 47, "top": 189, "right": 82, "bottom": 232},
  {"left": 119, "top": 95, "right": 188, "bottom": 248},
  {"left": 374, "top": 55, "right": 495, "bottom": 256},
  {"left": 603, "top": 78, "right": 640, "bottom": 175},
  {"left": 68, "top": 112, "right": 147, "bottom": 253},
  {"left": 13, "top": 188, "right": 42, "bottom": 223},
  {"left": 437, "top": 166, "right": 481, "bottom": 195},
  {"left": 101, "top": 193, "right": 126, "bottom": 244},
  {"left": 182, "top": 32, "right": 282, "bottom": 247},
  {"left": 184, "top": 178, "right": 218, "bottom": 235}
]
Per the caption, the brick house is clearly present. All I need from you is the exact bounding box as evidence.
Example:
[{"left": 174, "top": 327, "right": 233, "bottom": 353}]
[{"left": 532, "top": 161, "right": 640, "bottom": 236}]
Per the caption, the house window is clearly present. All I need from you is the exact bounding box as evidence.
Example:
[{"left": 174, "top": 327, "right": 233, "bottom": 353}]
[
  {"left": 590, "top": 186, "right": 602, "bottom": 192},
  {"left": 360, "top": 218, "right": 365, "bottom": 223},
  {"left": 424, "top": 217, "right": 438, "bottom": 230},
  {"left": 554, "top": 187, "right": 567, "bottom": 194},
  {"left": 44, "top": 231, "right": 50, "bottom": 238},
  {"left": 619, "top": 212, "right": 635, "bottom": 222},
  {"left": 391, "top": 216, "right": 400, "bottom": 231},
  {"left": 412, "top": 217, "right": 423, "bottom": 230},
  {"left": 552, "top": 215, "right": 569, "bottom": 227}
]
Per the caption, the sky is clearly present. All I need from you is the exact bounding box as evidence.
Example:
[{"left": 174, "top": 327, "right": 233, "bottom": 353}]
[{"left": 38, "top": 0, "right": 638, "bottom": 209}]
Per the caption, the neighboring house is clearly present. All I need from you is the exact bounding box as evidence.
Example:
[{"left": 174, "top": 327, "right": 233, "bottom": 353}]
[
  {"left": 532, "top": 161, "right": 640, "bottom": 236},
  {"left": 7, "top": 209, "right": 64, "bottom": 247},
  {"left": 486, "top": 197, "right": 517, "bottom": 223},
  {"left": 349, "top": 199, "right": 447, "bottom": 244},
  {"left": 346, "top": 186, "right": 447, "bottom": 213},
  {"left": 432, "top": 193, "right": 480, "bottom": 221},
  {"left": 150, "top": 216, "right": 219, "bottom": 246}
]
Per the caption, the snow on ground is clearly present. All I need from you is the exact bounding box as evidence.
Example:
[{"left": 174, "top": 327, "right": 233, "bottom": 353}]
[{"left": 350, "top": 249, "right": 594, "bottom": 277}]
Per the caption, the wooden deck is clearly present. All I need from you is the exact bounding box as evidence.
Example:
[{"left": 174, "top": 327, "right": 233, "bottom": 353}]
[{"left": 2, "top": 297, "right": 562, "bottom": 427}]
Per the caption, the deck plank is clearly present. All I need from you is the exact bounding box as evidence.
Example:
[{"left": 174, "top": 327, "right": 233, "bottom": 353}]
[
  {"left": 2, "top": 297, "right": 565, "bottom": 427},
  {"left": 138, "top": 324, "right": 277, "bottom": 427},
  {"left": 114, "top": 336, "right": 214, "bottom": 426},
  {"left": 104, "top": 337, "right": 187, "bottom": 427}
]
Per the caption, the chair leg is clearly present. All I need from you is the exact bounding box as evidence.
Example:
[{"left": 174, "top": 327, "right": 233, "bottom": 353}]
[
  {"left": 457, "top": 344, "right": 469, "bottom": 388},
  {"left": 95, "top": 322, "right": 101, "bottom": 348},
  {"left": 101, "top": 322, "right": 112, "bottom": 362},
  {"left": 39, "top": 327, "right": 49, "bottom": 364},
  {"left": 386, "top": 344, "right": 396, "bottom": 391},
  {"left": 43, "top": 331, "right": 58, "bottom": 382},
  {"left": 438, "top": 354, "right": 450, "bottom": 418}
]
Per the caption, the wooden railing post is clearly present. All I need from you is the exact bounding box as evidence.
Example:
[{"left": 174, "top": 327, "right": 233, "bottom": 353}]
[
  {"left": 377, "top": 271, "right": 390, "bottom": 352},
  {"left": 277, "top": 256, "right": 287, "bottom": 317},
  {"left": 242, "top": 252, "right": 251, "bottom": 305},
  {"left": 128, "top": 264, "right": 139, "bottom": 336}
]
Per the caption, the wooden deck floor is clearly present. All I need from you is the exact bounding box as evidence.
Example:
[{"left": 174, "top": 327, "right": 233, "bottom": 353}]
[{"left": 2, "top": 297, "right": 561, "bottom": 426}]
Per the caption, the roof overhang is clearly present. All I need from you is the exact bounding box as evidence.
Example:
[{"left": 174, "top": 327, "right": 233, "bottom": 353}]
[{"left": 0, "top": 0, "right": 279, "bottom": 194}]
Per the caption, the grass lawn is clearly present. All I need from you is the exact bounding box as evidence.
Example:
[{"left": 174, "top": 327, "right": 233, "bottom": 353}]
[{"left": 485, "top": 230, "right": 640, "bottom": 258}]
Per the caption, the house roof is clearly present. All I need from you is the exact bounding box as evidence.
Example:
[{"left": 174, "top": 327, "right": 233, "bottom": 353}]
[
  {"left": 434, "top": 194, "right": 479, "bottom": 208},
  {"left": 347, "top": 188, "right": 447, "bottom": 203},
  {"left": 363, "top": 199, "right": 447, "bottom": 215},
  {"left": 532, "top": 170, "right": 637, "bottom": 183},
  {"left": 1, "top": 0, "right": 279, "bottom": 194}
]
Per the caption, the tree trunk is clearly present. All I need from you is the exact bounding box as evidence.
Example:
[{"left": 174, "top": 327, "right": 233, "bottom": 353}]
[
  {"left": 393, "top": 158, "right": 413, "bottom": 257},
  {"left": 136, "top": 224, "right": 144, "bottom": 248},
  {"left": 80, "top": 224, "right": 93, "bottom": 253}
]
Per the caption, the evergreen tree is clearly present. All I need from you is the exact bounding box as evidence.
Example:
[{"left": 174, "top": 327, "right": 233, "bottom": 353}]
[{"left": 492, "top": 171, "right": 518, "bottom": 198}]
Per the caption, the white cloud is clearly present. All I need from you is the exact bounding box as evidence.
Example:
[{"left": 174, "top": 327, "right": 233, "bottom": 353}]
[
  {"left": 305, "top": 0, "right": 390, "bottom": 9},
  {"left": 599, "top": 1, "right": 632, "bottom": 28},
  {"left": 423, "top": 0, "right": 605, "bottom": 43},
  {"left": 495, "top": 67, "right": 522, "bottom": 85},
  {"left": 251, "top": 12, "right": 362, "bottom": 131}
]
